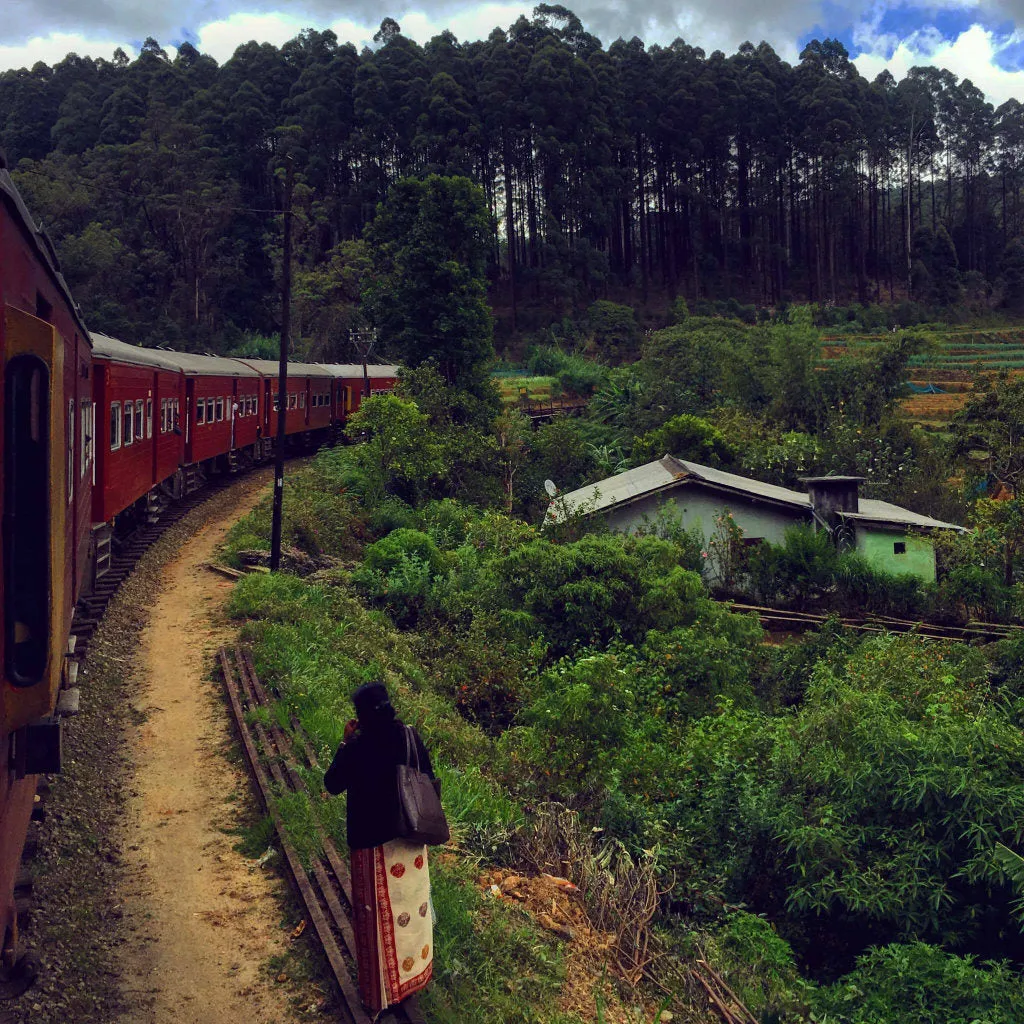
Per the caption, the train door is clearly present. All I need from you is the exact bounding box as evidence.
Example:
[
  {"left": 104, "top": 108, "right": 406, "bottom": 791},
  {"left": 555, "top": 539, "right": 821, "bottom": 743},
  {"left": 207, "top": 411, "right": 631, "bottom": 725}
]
[
  {"left": 184, "top": 378, "right": 195, "bottom": 464},
  {"left": 2, "top": 307, "right": 66, "bottom": 734}
]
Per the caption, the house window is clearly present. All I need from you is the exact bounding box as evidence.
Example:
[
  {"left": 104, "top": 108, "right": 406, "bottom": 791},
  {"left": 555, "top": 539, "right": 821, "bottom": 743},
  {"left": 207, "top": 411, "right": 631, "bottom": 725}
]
[
  {"left": 894, "top": 541, "right": 906, "bottom": 555},
  {"left": 110, "top": 402, "right": 121, "bottom": 450},
  {"left": 123, "top": 402, "right": 133, "bottom": 446},
  {"left": 135, "top": 400, "right": 144, "bottom": 440}
]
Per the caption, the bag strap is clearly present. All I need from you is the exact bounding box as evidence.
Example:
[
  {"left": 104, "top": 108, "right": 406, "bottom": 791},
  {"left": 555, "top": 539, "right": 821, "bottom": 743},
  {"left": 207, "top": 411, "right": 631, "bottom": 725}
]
[{"left": 404, "top": 725, "right": 420, "bottom": 772}]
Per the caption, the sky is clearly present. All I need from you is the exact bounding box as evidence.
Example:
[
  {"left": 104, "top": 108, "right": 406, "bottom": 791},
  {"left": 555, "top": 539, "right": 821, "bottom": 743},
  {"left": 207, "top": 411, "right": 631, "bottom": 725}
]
[{"left": 3, "top": 0, "right": 1024, "bottom": 105}]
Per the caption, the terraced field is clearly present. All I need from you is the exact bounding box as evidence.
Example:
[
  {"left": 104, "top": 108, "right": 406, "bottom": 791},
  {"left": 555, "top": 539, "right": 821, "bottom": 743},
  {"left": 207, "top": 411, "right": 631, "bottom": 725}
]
[{"left": 821, "top": 328, "right": 1024, "bottom": 427}]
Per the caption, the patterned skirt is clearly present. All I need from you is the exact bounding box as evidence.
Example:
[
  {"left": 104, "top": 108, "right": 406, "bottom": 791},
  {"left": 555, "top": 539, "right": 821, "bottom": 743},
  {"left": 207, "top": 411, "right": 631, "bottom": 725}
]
[{"left": 350, "top": 838, "right": 433, "bottom": 1014}]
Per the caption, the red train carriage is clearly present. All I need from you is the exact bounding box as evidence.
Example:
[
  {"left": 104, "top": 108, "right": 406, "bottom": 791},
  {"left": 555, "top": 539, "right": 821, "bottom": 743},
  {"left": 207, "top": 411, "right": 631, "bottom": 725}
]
[
  {"left": 90, "top": 335, "right": 183, "bottom": 525},
  {"left": 171, "top": 353, "right": 261, "bottom": 470},
  {"left": 235, "top": 359, "right": 336, "bottom": 443},
  {"left": 318, "top": 364, "right": 401, "bottom": 424},
  {"left": 0, "top": 160, "right": 92, "bottom": 978}
]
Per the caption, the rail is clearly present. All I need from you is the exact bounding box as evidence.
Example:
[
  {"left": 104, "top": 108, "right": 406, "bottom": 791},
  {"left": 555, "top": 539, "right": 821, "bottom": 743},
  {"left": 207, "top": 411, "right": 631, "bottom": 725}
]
[
  {"left": 218, "top": 646, "right": 409, "bottom": 1024},
  {"left": 728, "top": 601, "right": 1020, "bottom": 643}
]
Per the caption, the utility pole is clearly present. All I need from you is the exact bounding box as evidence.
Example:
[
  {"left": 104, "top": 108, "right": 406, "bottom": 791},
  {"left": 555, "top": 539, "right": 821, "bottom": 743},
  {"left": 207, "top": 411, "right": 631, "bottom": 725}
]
[
  {"left": 349, "top": 326, "right": 378, "bottom": 399},
  {"left": 270, "top": 156, "right": 294, "bottom": 572}
]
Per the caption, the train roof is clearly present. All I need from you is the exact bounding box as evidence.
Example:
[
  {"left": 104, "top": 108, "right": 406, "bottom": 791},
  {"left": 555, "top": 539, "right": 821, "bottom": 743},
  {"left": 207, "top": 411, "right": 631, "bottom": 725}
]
[
  {"left": 235, "top": 358, "right": 336, "bottom": 379},
  {"left": 91, "top": 334, "right": 184, "bottom": 370},
  {"left": 0, "top": 159, "right": 91, "bottom": 342},
  {"left": 91, "top": 335, "right": 259, "bottom": 377},
  {"left": 318, "top": 363, "right": 401, "bottom": 378}
]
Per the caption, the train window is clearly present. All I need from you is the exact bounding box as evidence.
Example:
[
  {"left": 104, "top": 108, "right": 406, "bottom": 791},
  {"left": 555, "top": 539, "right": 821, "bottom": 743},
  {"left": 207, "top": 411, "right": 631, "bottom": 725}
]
[
  {"left": 80, "top": 402, "right": 89, "bottom": 476},
  {"left": 299, "top": 393, "right": 306, "bottom": 409},
  {"left": 135, "top": 400, "right": 144, "bottom": 440},
  {"left": 5, "top": 354, "right": 51, "bottom": 685},
  {"left": 162, "top": 398, "right": 169, "bottom": 433},
  {"left": 206, "top": 398, "right": 214, "bottom": 423},
  {"left": 216, "top": 398, "right": 224, "bottom": 422},
  {"left": 110, "top": 402, "right": 121, "bottom": 450},
  {"left": 273, "top": 394, "right": 279, "bottom": 412},
  {"left": 289, "top": 394, "right": 297, "bottom": 410},
  {"left": 197, "top": 400, "right": 205, "bottom": 425},
  {"left": 146, "top": 399, "right": 153, "bottom": 439},
  {"left": 67, "top": 400, "right": 75, "bottom": 504},
  {"left": 123, "top": 402, "right": 133, "bottom": 446}
]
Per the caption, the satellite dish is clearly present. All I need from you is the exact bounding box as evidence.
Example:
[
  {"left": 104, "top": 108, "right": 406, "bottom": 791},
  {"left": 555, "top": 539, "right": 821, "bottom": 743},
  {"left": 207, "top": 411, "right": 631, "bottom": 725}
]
[{"left": 544, "top": 479, "right": 558, "bottom": 498}]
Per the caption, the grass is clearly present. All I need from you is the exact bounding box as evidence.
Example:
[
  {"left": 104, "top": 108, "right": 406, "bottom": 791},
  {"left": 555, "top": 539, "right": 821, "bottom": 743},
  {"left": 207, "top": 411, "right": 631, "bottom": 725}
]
[
  {"left": 223, "top": 570, "right": 586, "bottom": 1022},
  {"left": 496, "top": 375, "right": 560, "bottom": 403}
]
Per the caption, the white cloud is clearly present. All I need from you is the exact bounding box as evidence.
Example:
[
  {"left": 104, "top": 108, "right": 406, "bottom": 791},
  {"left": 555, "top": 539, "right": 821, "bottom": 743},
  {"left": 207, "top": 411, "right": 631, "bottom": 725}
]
[
  {"left": 191, "top": 5, "right": 534, "bottom": 64},
  {"left": 854, "top": 22, "right": 1024, "bottom": 105},
  {"left": 0, "top": 33, "right": 136, "bottom": 71},
  {"left": 196, "top": 12, "right": 309, "bottom": 62}
]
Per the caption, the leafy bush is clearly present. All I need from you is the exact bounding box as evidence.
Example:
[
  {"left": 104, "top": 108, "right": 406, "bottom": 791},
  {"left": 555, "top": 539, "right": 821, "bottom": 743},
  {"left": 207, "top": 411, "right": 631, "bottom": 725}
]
[
  {"left": 672, "top": 635, "right": 1024, "bottom": 958},
  {"left": 813, "top": 943, "right": 1024, "bottom": 1024},
  {"left": 525, "top": 344, "right": 607, "bottom": 396},
  {"left": 631, "top": 413, "right": 737, "bottom": 466}
]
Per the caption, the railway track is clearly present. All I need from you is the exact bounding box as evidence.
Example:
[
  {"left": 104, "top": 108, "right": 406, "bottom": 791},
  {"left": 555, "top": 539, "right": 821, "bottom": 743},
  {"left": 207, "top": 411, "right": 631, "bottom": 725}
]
[
  {"left": 69, "top": 476, "right": 236, "bottom": 663},
  {"left": 218, "top": 645, "right": 410, "bottom": 1024}
]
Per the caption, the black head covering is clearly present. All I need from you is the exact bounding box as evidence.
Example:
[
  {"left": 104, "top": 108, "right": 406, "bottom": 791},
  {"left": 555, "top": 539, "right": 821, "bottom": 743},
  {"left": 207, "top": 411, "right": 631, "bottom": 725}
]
[{"left": 352, "top": 681, "right": 396, "bottom": 731}]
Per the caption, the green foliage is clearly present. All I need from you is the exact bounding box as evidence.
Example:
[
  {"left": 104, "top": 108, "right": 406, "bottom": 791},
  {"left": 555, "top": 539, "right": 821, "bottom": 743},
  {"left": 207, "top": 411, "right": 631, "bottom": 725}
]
[
  {"left": 632, "top": 413, "right": 736, "bottom": 466},
  {"left": 813, "top": 943, "right": 1024, "bottom": 1024},
  {"left": 525, "top": 345, "right": 608, "bottom": 396},
  {"left": 674, "top": 635, "right": 1024, "bottom": 953},
  {"left": 363, "top": 174, "right": 494, "bottom": 399}
]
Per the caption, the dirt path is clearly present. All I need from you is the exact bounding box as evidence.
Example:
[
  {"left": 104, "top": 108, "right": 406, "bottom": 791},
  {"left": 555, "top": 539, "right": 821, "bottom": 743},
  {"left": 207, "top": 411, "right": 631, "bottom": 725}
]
[{"left": 117, "top": 474, "right": 305, "bottom": 1024}]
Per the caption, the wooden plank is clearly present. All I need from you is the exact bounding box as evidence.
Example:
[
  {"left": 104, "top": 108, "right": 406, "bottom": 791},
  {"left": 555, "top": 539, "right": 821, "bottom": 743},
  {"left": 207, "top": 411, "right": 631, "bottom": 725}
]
[{"left": 218, "top": 649, "right": 369, "bottom": 1024}]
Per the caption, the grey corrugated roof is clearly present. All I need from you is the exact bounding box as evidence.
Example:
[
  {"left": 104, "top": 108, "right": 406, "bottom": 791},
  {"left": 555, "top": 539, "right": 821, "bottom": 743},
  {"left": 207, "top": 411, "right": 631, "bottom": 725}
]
[
  {"left": 676, "top": 459, "right": 811, "bottom": 509},
  {"left": 317, "top": 363, "right": 401, "bottom": 377},
  {"left": 549, "top": 456, "right": 962, "bottom": 532},
  {"left": 842, "top": 501, "right": 965, "bottom": 532}
]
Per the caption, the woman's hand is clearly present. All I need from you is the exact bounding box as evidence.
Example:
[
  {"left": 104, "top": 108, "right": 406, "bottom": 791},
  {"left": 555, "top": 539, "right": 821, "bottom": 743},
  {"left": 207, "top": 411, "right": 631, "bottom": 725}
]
[{"left": 343, "top": 718, "right": 359, "bottom": 742}]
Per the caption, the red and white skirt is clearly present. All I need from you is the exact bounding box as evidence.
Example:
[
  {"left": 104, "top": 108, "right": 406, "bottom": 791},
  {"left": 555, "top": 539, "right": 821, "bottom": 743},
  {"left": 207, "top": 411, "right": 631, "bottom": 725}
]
[{"left": 350, "top": 838, "right": 433, "bottom": 1014}]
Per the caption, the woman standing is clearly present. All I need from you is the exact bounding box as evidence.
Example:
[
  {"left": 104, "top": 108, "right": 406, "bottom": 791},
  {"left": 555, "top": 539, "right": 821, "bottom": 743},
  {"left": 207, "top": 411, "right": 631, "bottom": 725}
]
[{"left": 324, "top": 682, "right": 435, "bottom": 1023}]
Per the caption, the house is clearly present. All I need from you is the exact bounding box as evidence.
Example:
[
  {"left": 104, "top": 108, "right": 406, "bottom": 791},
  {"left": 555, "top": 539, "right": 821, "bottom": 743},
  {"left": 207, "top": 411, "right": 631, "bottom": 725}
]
[{"left": 546, "top": 456, "right": 964, "bottom": 583}]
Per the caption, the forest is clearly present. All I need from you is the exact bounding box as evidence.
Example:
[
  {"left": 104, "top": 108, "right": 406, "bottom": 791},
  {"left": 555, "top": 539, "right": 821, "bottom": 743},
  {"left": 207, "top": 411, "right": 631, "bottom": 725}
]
[{"left": 5, "top": 6, "right": 1024, "bottom": 354}]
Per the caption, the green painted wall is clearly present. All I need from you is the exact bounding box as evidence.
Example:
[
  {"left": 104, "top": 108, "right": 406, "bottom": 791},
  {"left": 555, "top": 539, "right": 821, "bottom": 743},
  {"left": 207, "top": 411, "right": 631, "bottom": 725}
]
[{"left": 855, "top": 527, "right": 936, "bottom": 582}]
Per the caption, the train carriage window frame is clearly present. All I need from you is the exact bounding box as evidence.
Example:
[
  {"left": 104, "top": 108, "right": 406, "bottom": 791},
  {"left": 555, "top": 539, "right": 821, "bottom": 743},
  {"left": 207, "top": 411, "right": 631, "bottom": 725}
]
[
  {"left": 206, "top": 398, "right": 214, "bottom": 424},
  {"left": 123, "top": 401, "right": 133, "bottom": 446},
  {"left": 67, "top": 400, "right": 75, "bottom": 504},
  {"left": 135, "top": 400, "right": 144, "bottom": 441},
  {"left": 110, "top": 402, "right": 122, "bottom": 450},
  {"left": 299, "top": 392, "right": 305, "bottom": 409},
  {"left": 146, "top": 398, "right": 153, "bottom": 439},
  {"left": 216, "top": 398, "right": 224, "bottom": 422},
  {"left": 80, "top": 401, "right": 90, "bottom": 477},
  {"left": 196, "top": 399, "right": 205, "bottom": 425}
]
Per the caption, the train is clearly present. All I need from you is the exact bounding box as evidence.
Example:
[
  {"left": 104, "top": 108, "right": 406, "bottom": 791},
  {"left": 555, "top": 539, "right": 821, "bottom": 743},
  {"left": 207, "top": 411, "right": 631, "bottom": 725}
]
[{"left": 0, "top": 155, "right": 398, "bottom": 990}]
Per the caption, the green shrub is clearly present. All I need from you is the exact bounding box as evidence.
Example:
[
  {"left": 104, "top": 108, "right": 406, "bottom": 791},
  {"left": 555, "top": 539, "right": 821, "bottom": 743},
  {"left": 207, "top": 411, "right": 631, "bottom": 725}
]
[{"left": 813, "top": 942, "right": 1024, "bottom": 1024}]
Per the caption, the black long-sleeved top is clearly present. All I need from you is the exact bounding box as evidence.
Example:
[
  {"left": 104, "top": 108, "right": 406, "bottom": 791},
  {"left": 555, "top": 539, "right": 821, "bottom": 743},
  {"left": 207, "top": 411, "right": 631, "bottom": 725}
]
[{"left": 324, "top": 720, "right": 435, "bottom": 850}]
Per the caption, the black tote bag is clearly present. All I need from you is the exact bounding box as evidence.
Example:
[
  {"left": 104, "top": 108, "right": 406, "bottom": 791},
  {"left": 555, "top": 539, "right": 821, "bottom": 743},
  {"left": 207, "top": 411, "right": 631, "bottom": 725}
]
[{"left": 396, "top": 725, "right": 450, "bottom": 846}]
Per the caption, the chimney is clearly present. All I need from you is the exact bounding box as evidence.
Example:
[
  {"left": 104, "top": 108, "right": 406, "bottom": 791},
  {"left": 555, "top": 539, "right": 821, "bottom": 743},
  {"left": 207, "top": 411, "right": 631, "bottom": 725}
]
[{"left": 800, "top": 476, "right": 864, "bottom": 524}]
